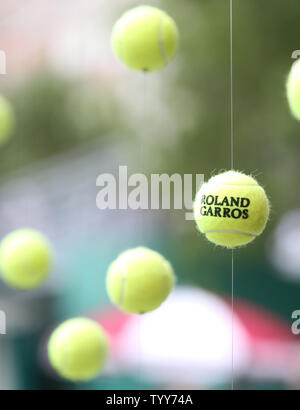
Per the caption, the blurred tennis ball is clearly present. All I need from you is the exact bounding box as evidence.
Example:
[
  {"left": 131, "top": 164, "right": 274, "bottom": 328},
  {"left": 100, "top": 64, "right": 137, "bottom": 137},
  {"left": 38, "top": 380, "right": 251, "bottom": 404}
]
[
  {"left": 106, "top": 247, "right": 175, "bottom": 314},
  {"left": 0, "top": 229, "right": 52, "bottom": 290},
  {"left": 0, "top": 95, "right": 14, "bottom": 146},
  {"left": 48, "top": 318, "right": 109, "bottom": 382},
  {"left": 112, "top": 6, "right": 179, "bottom": 72},
  {"left": 287, "top": 59, "right": 300, "bottom": 121},
  {"left": 193, "top": 171, "right": 270, "bottom": 248}
]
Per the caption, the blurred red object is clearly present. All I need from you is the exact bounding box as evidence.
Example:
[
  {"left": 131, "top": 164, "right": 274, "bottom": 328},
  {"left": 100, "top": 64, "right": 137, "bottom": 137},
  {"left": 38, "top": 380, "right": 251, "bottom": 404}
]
[{"left": 93, "top": 287, "right": 298, "bottom": 387}]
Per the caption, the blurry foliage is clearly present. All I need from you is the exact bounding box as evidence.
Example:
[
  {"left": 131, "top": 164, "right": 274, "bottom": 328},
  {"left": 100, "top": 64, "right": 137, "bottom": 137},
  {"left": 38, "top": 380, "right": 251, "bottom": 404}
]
[
  {"left": 162, "top": 0, "right": 300, "bottom": 213},
  {"left": 0, "top": 0, "right": 299, "bottom": 315},
  {"left": 0, "top": 0, "right": 299, "bottom": 390},
  {"left": 155, "top": 0, "right": 300, "bottom": 313},
  {"left": 0, "top": 71, "right": 124, "bottom": 175}
]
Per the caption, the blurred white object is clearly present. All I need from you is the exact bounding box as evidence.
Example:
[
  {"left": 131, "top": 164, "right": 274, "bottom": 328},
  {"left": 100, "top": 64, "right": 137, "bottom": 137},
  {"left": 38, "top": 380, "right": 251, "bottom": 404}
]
[
  {"left": 115, "top": 287, "right": 251, "bottom": 387},
  {"left": 269, "top": 210, "right": 300, "bottom": 280},
  {"left": 97, "top": 287, "right": 296, "bottom": 387}
]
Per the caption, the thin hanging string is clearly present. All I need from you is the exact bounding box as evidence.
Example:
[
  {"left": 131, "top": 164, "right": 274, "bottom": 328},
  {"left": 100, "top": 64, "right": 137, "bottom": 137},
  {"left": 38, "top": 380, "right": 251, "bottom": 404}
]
[
  {"left": 230, "top": 0, "right": 234, "bottom": 171},
  {"left": 230, "top": 0, "right": 234, "bottom": 169},
  {"left": 230, "top": 0, "right": 235, "bottom": 391},
  {"left": 140, "top": 72, "right": 147, "bottom": 245},
  {"left": 137, "top": 71, "right": 147, "bottom": 383},
  {"left": 231, "top": 248, "right": 234, "bottom": 390}
]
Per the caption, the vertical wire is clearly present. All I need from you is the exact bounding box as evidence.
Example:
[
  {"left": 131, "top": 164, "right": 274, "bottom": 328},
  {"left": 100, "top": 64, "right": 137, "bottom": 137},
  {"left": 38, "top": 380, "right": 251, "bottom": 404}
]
[
  {"left": 140, "top": 72, "right": 147, "bottom": 245},
  {"left": 230, "top": 0, "right": 234, "bottom": 171},
  {"left": 231, "top": 248, "right": 234, "bottom": 390},
  {"left": 138, "top": 71, "right": 147, "bottom": 382},
  {"left": 230, "top": 0, "right": 235, "bottom": 391}
]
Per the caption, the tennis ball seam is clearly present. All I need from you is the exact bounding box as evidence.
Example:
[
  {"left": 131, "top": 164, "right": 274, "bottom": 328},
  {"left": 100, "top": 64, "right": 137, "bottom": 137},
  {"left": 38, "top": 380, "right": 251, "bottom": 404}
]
[
  {"left": 107, "top": 247, "right": 175, "bottom": 314},
  {"left": 112, "top": 6, "right": 178, "bottom": 72},
  {"left": 158, "top": 15, "right": 168, "bottom": 66},
  {"left": 204, "top": 229, "right": 257, "bottom": 236},
  {"left": 193, "top": 171, "right": 270, "bottom": 248},
  {"left": 48, "top": 319, "right": 108, "bottom": 382},
  {"left": 62, "top": 335, "right": 71, "bottom": 379},
  {"left": 162, "top": 260, "right": 175, "bottom": 298},
  {"left": 118, "top": 27, "right": 124, "bottom": 69},
  {"left": 206, "top": 184, "right": 259, "bottom": 187},
  {"left": 119, "top": 263, "right": 127, "bottom": 308}
]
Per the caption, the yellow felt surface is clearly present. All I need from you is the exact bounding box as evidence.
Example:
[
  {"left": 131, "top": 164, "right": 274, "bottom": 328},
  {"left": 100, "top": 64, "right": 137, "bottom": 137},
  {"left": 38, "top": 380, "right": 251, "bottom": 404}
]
[
  {"left": 106, "top": 247, "right": 175, "bottom": 314},
  {"left": 0, "top": 95, "right": 14, "bottom": 145},
  {"left": 112, "top": 6, "right": 179, "bottom": 72},
  {"left": 193, "top": 171, "right": 269, "bottom": 248},
  {"left": 48, "top": 318, "right": 109, "bottom": 382},
  {"left": 0, "top": 229, "right": 52, "bottom": 289},
  {"left": 287, "top": 59, "right": 300, "bottom": 121}
]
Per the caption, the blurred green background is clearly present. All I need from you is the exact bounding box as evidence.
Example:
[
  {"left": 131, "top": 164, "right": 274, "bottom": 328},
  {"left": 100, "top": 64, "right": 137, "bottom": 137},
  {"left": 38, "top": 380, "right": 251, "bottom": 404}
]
[{"left": 0, "top": 0, "right": 300, "bottom": 390}]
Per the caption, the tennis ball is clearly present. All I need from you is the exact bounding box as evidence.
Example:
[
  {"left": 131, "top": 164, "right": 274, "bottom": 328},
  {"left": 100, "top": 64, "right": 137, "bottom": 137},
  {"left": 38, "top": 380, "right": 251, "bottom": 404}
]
[
  {"left": 287, "top": 59, "right": 300, "bottom": 122},
  {"left": 0, "top": 95, "right": 14, "bottom": 146},
  {"left": 193, "top": 171, "right": 270, "bottom": 248},
  {"left": 106, "top": 247, "right": 175, "bottom": 314},
  {"left": 0, "top": 229, "right": 52, "bottom": 290},
  {"left": 48, "top": 318, "right": 109, "bottom": 382},
  {"left": 112, "top": 6, "right": 179, "bottom": 72}
]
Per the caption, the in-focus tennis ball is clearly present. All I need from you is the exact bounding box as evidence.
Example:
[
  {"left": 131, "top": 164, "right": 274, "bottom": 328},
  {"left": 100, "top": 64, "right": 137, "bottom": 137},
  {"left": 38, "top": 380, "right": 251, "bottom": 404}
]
[
  {"left": 287, "top": 59, "right": 300, "bottom": 122},
  {"left": 112, "top": 6, "right": 179, "bottom": 72},
  {"left": 193, "top": 171, "right": 270, "bottom": 248},
  {"left": 0, "top": 95, "right": 14, "bottom": 145},
  {"left": 0, "top": 229, "right": 52, "bottom": 290},
  {"left": 106, "top": 247, "right": 175, "bottom": 314},
  {"left": 48, "top": 318, "right": 109, "bottom": 382}
]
